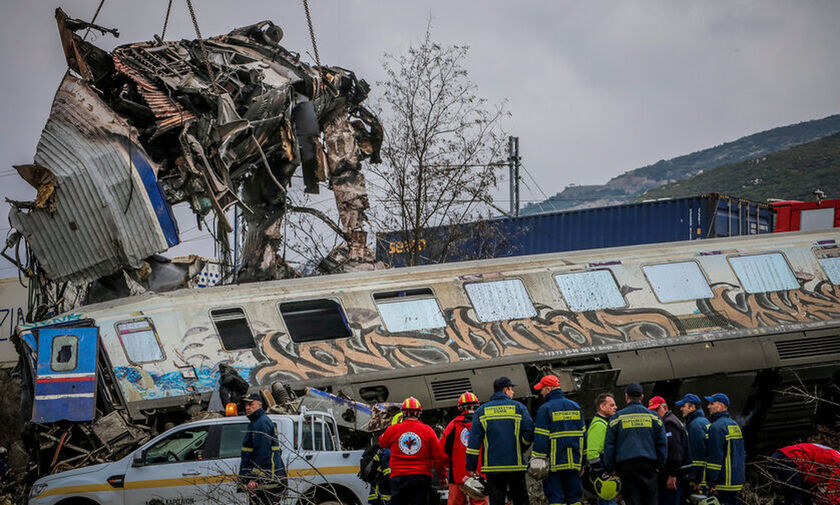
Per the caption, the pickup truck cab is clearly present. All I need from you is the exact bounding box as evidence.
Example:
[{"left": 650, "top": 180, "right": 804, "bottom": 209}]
[{"left": 29, "top": 410, "right": 366, "bottom": 505}]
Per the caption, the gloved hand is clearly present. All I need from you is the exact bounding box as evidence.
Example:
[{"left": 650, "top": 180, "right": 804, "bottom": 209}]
[{"left": 527, "top": 456, "right": 548, "bottom": 480}]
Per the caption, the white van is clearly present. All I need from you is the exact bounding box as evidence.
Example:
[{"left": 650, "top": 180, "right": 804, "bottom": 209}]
[{"left": 29, "top": 410, "right": 367, "bottom": 505}]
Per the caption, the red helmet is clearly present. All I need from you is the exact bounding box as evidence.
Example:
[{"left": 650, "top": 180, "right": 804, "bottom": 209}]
[
  {"left": 458, "top": 391, "right": 480, "bottom": 410},
  {"left": 401, "top": 397, "right": 422, "bottom": 413}
]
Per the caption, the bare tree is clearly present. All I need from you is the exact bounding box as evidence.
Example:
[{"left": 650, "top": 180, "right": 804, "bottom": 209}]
[{"left": 368, "top": 22, "right": 510, "bottom": 266}]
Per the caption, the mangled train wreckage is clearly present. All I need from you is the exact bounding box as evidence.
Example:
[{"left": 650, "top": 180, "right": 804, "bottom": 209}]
[
  {"left": 12, "top": 229, "right": 840, "bottom": 475},
  {"left": 6, "top": 8, "right": 383, "bottom": 321}
]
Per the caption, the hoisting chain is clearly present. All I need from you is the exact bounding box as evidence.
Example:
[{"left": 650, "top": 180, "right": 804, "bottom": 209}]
[
  {"left": 302, "top": 0, "right": 324, "bottom": 80},
  {"left": 185, "top": 0, "right": 222, "bottom": 92},
  {"left": 160, "top": 0, "right": 173, "bottom": 41}
]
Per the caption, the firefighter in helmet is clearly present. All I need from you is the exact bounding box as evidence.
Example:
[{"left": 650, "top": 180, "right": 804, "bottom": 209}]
[
  {"left": 378, "top": 397, "right": 446, "bottom": 505},
  {"left": 440, "top": 392, "right": 488, "bottom": 505}
]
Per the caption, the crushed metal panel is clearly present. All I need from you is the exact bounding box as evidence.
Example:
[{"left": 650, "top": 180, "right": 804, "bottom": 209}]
[{"left": 9, "top": 74, "right": 179, "bottom": 283}]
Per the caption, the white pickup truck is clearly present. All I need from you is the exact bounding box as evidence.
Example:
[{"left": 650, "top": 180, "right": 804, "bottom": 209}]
[{"left": 28, "top": 409, "right": 367, "bottom": 505}]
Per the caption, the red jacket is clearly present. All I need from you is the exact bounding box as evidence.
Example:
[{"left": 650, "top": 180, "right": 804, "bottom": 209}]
[
  {"left": 780, "top": 443, "right": 840, "bottom": 504},
  {"left": 440, "top": 412, "right": 482, "bottom": 484},
  {"left": 379, "top": 418, "right": 446, "bottom": 478}
]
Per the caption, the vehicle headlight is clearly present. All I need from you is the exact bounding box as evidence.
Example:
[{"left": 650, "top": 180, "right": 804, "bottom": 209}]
[{"left": 29, "top": 483, "right": 48, "bottom": 498}]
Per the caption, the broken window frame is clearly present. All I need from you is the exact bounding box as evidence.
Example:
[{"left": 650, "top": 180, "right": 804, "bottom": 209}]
[
  {"left": 50, "top": 334, "right": 78, "bottom": 372},
  {"left": 209, "top": 307, "right": 256, "bottom": 352},
  {"left": 372, "top": 287, "right": 447, "bottom": 333},
  {"left": 553, "top": 269, "right": 627, "bottom": 312},
  {"left": 114, "top": 317, "right": 166, "bottom": 365},
  {"left": 641, "top": 260, "right": 714, "bottom": 303},
  {"left": 727, "top": 252, "right": 799, "bottom": 294},
  {"left": 278, "top": 298, "right": 353, "bottom": 343},
  {"left": 463, "top": 278, "right": 538, "bottom": 322}
]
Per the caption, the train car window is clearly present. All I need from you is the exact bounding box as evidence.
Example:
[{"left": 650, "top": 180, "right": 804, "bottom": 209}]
[
  {"left": 210, "top": 308, "right": 255, "bottom": 351},
  {"left": 554, "top": 270, "right": 626, "bottom": 311},
  {"left": 464, "top": 279, "right": 537, "bottom": 322},
  {"left": 50, "top": 335, "right": 78, "bottom": 372},
  {"left": 819, "top": 257, "right": 840, "bottom": 284},
  {"left": 729, "top": 253, "right": 799, "bottom": 294},
  {"left": 374, "top": 289, "right": 447, "bottom": 332},
  {"left": 643, "top": 261, "right": 713, "bottom": 303},
  {"left": 279, "top": 299, "right": 352, "bottom": 343},
  {"left": 116, "top": 318, "right": 165, "bottom": 363}
]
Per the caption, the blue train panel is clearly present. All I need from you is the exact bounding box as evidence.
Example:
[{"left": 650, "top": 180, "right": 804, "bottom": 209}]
[{"left": 34, "top": 327, "right": 99, "bottom": 423}]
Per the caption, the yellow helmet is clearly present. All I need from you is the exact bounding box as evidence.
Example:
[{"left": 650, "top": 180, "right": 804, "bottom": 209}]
[{"left": 593, "top": 475, "right": 621, "bottom": 500}]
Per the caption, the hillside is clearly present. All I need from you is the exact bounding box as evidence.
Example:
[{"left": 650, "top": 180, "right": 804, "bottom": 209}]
[
  {"left": 521, "top": 114, "right": 840, "bottom": 214},
  {"left": 639, "top": 131, "right": 840, "bottom": 201}
]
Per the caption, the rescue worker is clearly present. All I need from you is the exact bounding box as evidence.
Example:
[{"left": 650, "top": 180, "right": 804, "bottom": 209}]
[
  {"left": 675, "top": 393, "right": 710, "bottom": 496},
  {"left": 769, "top": 442, "right": 840, "bottom": 504},
  {"left": 585, "top": 393, "right": 618, "bottom": 505},
  {"left": 367, "top": 448, "right": 392, "bottom": 505},
  {"left": 440, "top": 392, "right": 487, "bottom": 505},
  {"left": 239, "top": 392, "right": 285, "bottom": 505},
  {"left": 532, "top": 375, "right": 585, "bottom": 505},
  {"left": 378, "top": 397, "right": 446, "bottom": 505},
  {"left": 466, "top": 377, "right": 534, "bottom": 505},
  {"left": 603, "top": 382, "right": 667, "bottom": 505},
  {"left": 648, "top": 396, "right": 689, "bottom": 505},
  {"left": 704, "top": 393, "right": 745, "bottom": 505}
]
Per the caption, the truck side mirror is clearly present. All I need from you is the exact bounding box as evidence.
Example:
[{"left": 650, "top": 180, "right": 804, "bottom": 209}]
[{"left": 131, "top": 451, "right": 145, "bottom": 468}]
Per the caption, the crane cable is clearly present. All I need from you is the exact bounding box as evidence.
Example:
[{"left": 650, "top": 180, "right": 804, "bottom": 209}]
[
  {"left": 184, "top": 0, "right": 222, "bottom": 92},
  {"left": 301, "top": 0, "right": 324, "bottom": 79},
  {"left": 160, "top": 0, "right": 173, "bottom": 41}
]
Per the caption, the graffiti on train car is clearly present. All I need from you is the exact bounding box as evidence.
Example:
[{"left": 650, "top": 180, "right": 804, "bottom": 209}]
[
  {"left": 698, "top": 280, "right": 840, "bottom": 328},
  {"left": 108, "top": 275, "right": 840, "bottom": 400}
]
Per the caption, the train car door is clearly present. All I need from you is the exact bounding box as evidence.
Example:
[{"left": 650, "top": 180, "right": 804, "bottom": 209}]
[{"left": 33, "top": 327, "right": 98, "bottom": 423}]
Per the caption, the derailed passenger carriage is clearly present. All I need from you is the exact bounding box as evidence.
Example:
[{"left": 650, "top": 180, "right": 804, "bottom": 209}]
[{"left": 14, "top": 229, "right": 840, "bottom": 474}]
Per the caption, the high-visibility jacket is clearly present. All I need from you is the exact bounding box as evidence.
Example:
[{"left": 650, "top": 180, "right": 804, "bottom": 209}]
[
  {"left": 779, "top": 443, "right": 840, "bottom": 504},
  {"left": 378, "top": 418, "right": 446, "bottom": 478},
  {"left": 532, "top": 389, "right": 585, "bottom": 471},
  {"left": 684, "top": 409, "right": 710, "bottom": 485},
  {"left": 705, "top": 411, "right": 745, "bottom": 492},
  {"left": 603, "top": 400, "right": 667, "bottom": 470},
  {"left": 239, "top": 408, "right": 285, "bottom": 486},
  {"left": 367, "top": 449, "right": 392, "bottom": 505},
  {"left": 585, "top": 414, "right": 609, "bottom": 463},
  {"left": 440, "top": 412, "right": 482, "bottom": 483},
  {"left": 466, "top": 392, "right": 534, "bottom": 473}
]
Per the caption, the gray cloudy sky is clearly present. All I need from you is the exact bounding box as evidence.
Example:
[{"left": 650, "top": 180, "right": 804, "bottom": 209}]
[{"left": 2, "top": 1, "right": 840, "bottom": 273}]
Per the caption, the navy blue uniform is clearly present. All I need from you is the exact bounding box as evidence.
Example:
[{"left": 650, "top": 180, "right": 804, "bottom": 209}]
[
  {"left": 466, "top": 392, "right": 534, "bottom": 505},
  {"left": 705, "top": 411, "right": 745, "bottom": 504},
  {"left": 532, "top": 389, "right": 585, "bottom": 505},
  {"left": 604, "top": 400, "right": 667, "bottom": 505},
  {"left": 684, "top": 409, "right": 710, "bottom": 487},
  {"left": 240, "top": 407, "right": 285, "bottom": 503}
]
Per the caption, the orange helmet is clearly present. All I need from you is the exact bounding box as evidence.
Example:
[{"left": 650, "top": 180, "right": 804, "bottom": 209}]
[
  {"left": 458, "top": 392, "right": 480, "bottom": 410},
  {"left": 401, "top": 397, "right": 422, "bottom": 413}
]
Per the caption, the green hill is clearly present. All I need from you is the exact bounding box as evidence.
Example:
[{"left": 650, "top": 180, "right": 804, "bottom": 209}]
[
  {"left": 639, "top": 132, "right": 840, "bottom": 201},
  {"left": 521, "top": 114, "right": 840, "bottom": 214}
]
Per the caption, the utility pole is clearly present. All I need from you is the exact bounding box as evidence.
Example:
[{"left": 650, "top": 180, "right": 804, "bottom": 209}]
[{"left": 508, "top": 136, "right": 521, "bottom": 216}]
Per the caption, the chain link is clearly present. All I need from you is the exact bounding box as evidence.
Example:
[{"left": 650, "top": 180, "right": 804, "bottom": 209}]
[
  {"left": 160, "top": 0, "right": 173, "bottom": 41},
  {"left": 302, "top": 0, "right": 323, "bottom": 79},
  {"left": 185, "top": 0, "right": 221, "bottom": 92}
]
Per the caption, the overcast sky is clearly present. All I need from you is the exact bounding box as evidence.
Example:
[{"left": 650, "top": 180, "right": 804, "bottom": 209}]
[{"left": 2, "top": 1, "right": 840, "bottom": 274}]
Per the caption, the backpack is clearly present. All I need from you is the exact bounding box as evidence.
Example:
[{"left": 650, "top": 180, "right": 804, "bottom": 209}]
[{"left": 358, "top": 444, "right": 381, "bottom": 484}]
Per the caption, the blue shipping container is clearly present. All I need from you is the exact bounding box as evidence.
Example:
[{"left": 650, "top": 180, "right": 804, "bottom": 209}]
[{"left": 376, "top": 194, "right": 774, "bottom": 267}]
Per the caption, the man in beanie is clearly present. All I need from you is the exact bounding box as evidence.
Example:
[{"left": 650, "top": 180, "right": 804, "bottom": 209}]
[
  {"left": 648, "top": 396, "right": 689, "bottom": 505},
  {"left": 531, "top": 375, "right": 585, "bottom": 505},
  {"left": 603, "top": 382, "right": 667, "bottom": 505}
]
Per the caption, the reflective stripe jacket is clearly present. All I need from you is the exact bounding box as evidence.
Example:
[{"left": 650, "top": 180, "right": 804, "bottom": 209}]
[
  {"left": 441, "top": 412, "right": 481, "bottom": 483},
  {"left": 239, "top": 408, "right": 285, "bottom": 481},
  {"left": 585, "top": 414, "right": 609, "bottom": 463},
  {"left": 684, "top": 409, "right": 710, "bottom": 485},
  {"left": 378, "top": 418, "right": 446, "bottom": 478},
  {"left": 532, "top": 389, "right": 585, "bottom": 471},
  {"left": 603, "top": 400, "right": 667, "bottom": 470},
  {"left": 705, "top": 411, "right": 745, "bottom": 492},
  {"left": 466, "top": 392, "right": 535, "bottom": 473}
]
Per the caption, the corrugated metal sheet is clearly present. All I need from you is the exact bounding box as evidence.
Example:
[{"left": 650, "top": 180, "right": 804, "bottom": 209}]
[
  {"left": 9, "top": 74, "right": 178, "bottom": 284},
  {"left": 376, "top": 194, "right": 774, "bottom": 267}
]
